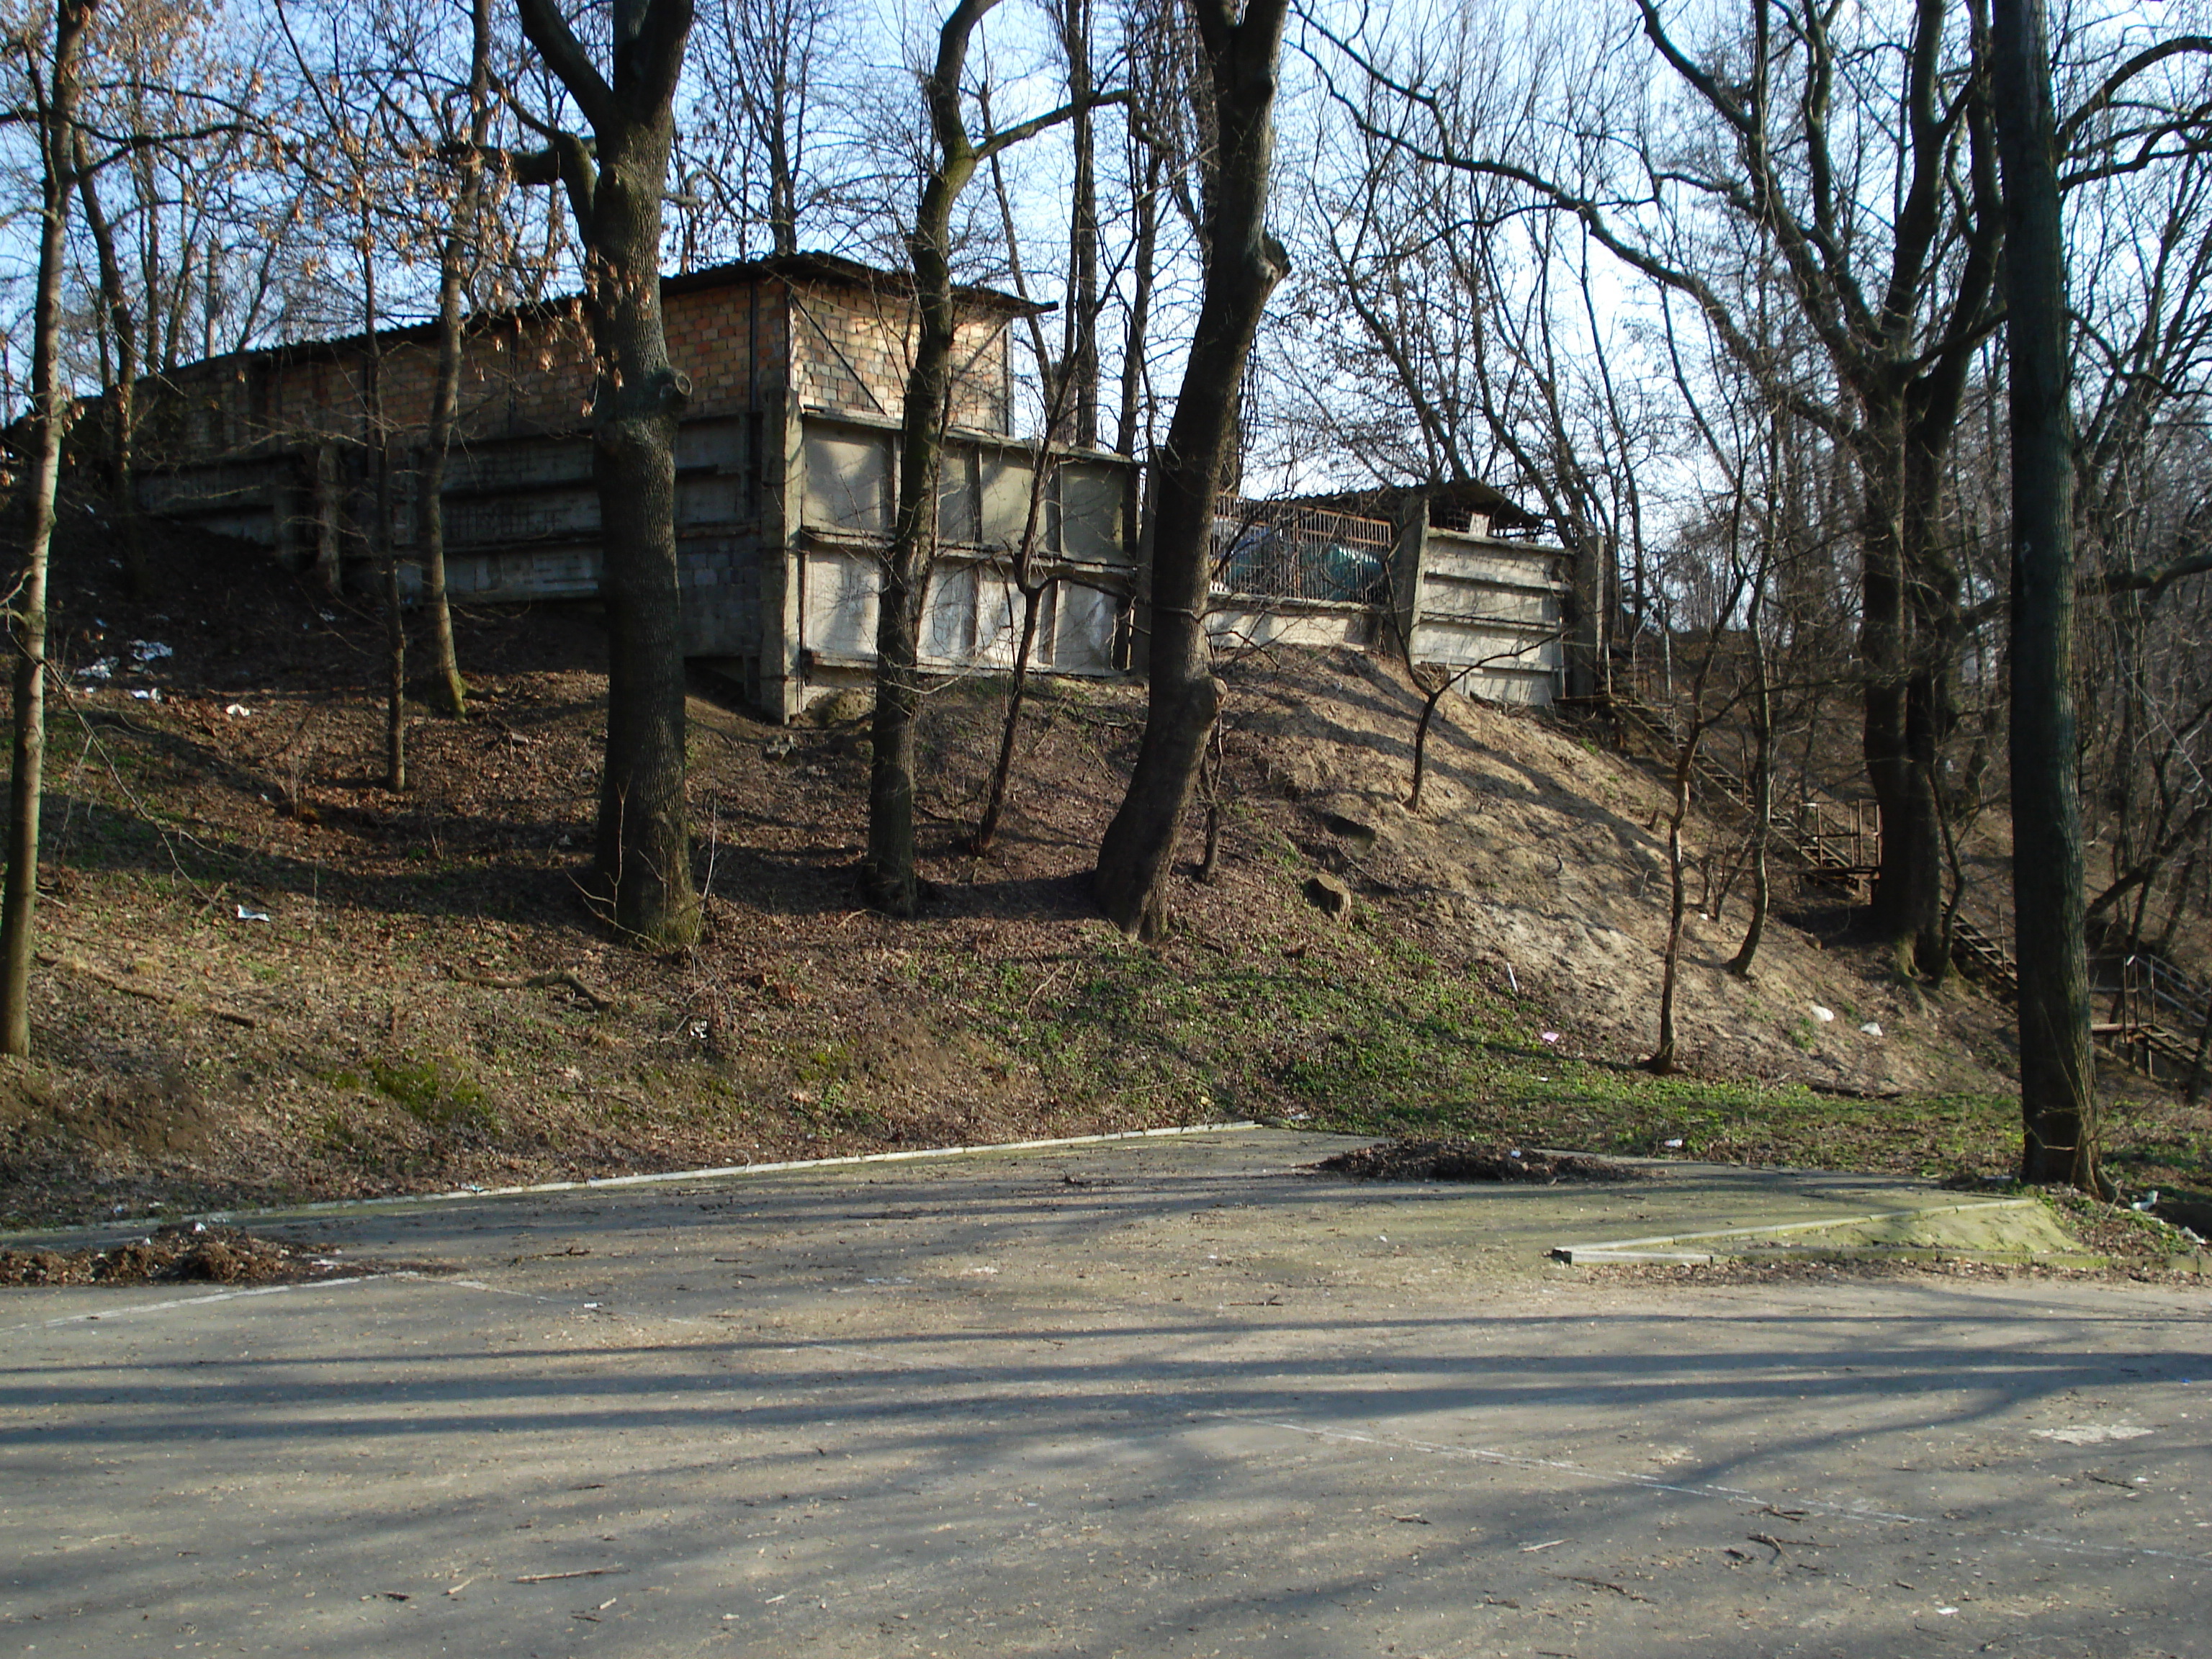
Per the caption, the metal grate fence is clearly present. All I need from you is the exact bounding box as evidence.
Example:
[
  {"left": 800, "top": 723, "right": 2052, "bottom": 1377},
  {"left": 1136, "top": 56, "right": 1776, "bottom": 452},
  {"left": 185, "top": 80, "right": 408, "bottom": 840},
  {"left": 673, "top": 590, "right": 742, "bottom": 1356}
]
[{"left": 1210, "top": 498, "right": 1394, "bottom": 604}]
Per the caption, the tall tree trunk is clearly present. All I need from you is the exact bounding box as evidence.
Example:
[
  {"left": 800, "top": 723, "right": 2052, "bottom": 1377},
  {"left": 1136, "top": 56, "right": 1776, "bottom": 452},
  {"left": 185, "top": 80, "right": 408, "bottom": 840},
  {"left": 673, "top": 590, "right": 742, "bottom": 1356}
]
[
  {"left": 973, "top": 579, "right": 1044, "bottom": 857},
  {"left": 1094, "top": 0, "right": 1290, "bottom": 940},
  {"left": 312, "top": 443, "right": 343, "bottom": 594},
  {"left": 588, "top": 168, "right": 698, "bottom": 943},
  {"left": 1, "top": 0, "right": 92, "bottom": 1058},
  {"left": 1903, "top": 439, "right": 1964, "bottom": 982},
  {"left": 1060, "top": 0, "right": 1099, "bottom": 448},
  {"left": 516, "top": 0, "right": 702, "bottom": 947},
  {"left": 380, "top": 443, "right": 407, "bottom": 791},
  {"left": 1116, "top": 150, "right": 1159, "bottom": 458},
  {"left": 361, "top": 221, "right": 406, "bottom": 792},
  {"left": 763, "top": 0, "right": 802, "bottom": 258},
  {"left": 1730, "top": 424, "right": 1779, "bottom": 978},
  {"left": 417, "top": 0, "right": 495, "bottom": 721},
  {"left": 1729, "top": 585, "right": 1773, "bottom": 978},
  {"left": 866, "top": 0, "right": 996, "bottom": 917},
  {"left": 868, "top": 0, "right": 1097, "bottom": 912},
  {"left": 1647, "top": 741, "right": 1694, "bottom": 1074},
  {"left": 973, "top": 443, "right": 1056, "bottom": 858},
  {"left": 1993, "top": 0, "right": 2099, "bottom": 1190},
  {"left": 1112, "top": 138, "right": 1160, "bottom": 606},
  {"left": 2153, "top": 847, "right": 2197, "bottom": 958},
  {"left": 73, "top": 136, "right": 145, "bottom": 598},
  {"left": 1858, "top": 428, "right": 1946, "bottom": 976}
]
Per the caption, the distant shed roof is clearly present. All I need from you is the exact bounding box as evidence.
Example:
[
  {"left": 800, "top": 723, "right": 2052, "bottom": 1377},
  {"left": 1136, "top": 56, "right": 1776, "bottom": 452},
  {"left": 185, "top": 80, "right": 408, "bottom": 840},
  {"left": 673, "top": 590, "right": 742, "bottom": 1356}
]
[
  {"left": 165, "top": 250, "right": 1046, "bottom": 378},
  {"left": 670, "top": 251, "right": 1049, "bottom": 316},
  {"left": 1285, "top": 481, "right": 1547, "bottom": 536}
]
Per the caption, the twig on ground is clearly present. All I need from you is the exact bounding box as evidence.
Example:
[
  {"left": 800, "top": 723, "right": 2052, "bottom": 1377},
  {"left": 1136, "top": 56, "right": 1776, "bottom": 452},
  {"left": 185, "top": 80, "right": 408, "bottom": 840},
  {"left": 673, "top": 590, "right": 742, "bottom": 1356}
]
[
  {"left": 448, "top": 966, "right": 613, "bottom": 1010},
  {"left": 35, "top": 950, "right": 257, "bottom": 1027}
]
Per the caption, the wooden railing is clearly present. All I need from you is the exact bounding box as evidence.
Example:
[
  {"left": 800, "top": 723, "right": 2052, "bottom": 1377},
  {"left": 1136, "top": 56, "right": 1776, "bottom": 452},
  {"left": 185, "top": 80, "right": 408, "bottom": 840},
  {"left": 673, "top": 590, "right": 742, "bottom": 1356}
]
[{"left": 1593, "top": 688, "right": 2212, "bottom": 1087}]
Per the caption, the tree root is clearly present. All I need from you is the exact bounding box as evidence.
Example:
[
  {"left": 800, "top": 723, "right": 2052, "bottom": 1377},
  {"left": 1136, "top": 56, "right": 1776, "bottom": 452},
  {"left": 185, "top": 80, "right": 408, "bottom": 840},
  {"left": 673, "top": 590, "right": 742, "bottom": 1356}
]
[{"left": 448, "top": 966, "right": 613, "bottom": 1010}]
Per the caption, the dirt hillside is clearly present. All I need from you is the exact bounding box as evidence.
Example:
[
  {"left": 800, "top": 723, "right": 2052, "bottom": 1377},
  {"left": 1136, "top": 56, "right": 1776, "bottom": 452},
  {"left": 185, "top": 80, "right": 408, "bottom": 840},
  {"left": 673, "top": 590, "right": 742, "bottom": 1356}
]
[
  {"left": 1227, "top": 649, "right": 2005, "bottom": 1094},
  {"left": 0, "top": 517, "right": 2115, "bottom": 1230}
]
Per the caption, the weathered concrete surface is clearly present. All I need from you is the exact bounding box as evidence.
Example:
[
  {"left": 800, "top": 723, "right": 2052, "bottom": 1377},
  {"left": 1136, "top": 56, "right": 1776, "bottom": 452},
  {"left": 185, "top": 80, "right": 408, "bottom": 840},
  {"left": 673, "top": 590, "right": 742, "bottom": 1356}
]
[
  {"left": 1554, "top": 1193, "right": 2100, "bottom": 1266},
  {"left": 4, "top": 1128, "right": 2208, "bottom": 1658}
]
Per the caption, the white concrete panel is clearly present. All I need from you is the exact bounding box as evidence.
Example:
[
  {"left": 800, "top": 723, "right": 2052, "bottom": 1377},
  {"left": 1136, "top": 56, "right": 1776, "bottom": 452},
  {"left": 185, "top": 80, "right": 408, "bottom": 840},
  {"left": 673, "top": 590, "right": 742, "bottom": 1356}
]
[
  {"left": 1052, "top": 579, "right": 1118, "bottom": 672},
  {"left": 804, "top": 429, "right": 890, "bottom": 534},
  {"left": 804, "top": 546, "right": 880, "bottom": 660},
  {"left": 1420, "top": 578, "right": 1563, "bottom": 626},
  {"left": 924, "top": 561, "right": 979, "bottom": 663},
  {"left": 937, "top": 448, "right": 980, "bottom": 547},
  {"left": 1056, "top": 463, "right": 1128, "bottom": 566},
  {"left": 973, "top": 571, "right": 1022, "bottom": 665},
  {"left": 1423, "top": 530, "right": 1569, "bottom": 591},
  {"left": 1205, "top": 601, "right": 1378, "bottom": 652},
  {"left": 979, "top": 449, "right": 1040, "bottom": 550}
]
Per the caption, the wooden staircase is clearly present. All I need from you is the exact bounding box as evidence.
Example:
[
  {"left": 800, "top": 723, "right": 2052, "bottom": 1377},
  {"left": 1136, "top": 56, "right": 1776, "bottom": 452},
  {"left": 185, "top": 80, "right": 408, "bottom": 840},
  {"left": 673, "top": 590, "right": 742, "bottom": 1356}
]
[
  {"left": 1588, "top": 690, "right": 2208, "bottom": 1085},
  {"left": 2095, "top": 953, "right": 2209, "bottom": 1082}
]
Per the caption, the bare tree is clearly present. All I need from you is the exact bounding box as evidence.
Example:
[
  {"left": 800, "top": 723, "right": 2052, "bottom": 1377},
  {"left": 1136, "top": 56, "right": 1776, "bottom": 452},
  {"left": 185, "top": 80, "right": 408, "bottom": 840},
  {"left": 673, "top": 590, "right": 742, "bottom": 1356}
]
[
  {"left": 1644, "top": 374, "right": 1766, "bottom": 1071},
  {"left": 414, "top": 0, "right": 499, "bottom": 719},
  {"left": 513, "top": 0, "right": 703, "bottom": 945},
  {"left": 71, "top": 121, "right": 143, "bottom": 592},
  {"left": 1318, "top": 0, "right": 2003, "bottom": 976},
  {"left": 969, "top": 153, "right": 1084, "bottom": 858},
  {"left": 274, "top": 0, "right": 417, "bottom": 788},
  {"left": 2061, "top": 48, "right": 2212, "bottom": 966},
  {"left": 1053, "top": 0, "right": 1100, "bottom": 446},
  {"left": 862, "top": 0, "right": 1107, "bottom": 915},
  {"left": 1107, "top": 0, "right": 1190, "bottom": 471},
  {"left": 85, "top": 0, "right": 304, "bottom": 377},
  {"left": 682, "top": 0, "right": 840, "bottom": 260},
  {"left": 62, "top": 0, "right": 285, "bottom": 597},
  {"left": 1283, "top": 60, "right": 1664, "bottom": 698},
  {"left": 0, "top": 0, "right": 95, "bottom": 1058},
  {"left": 1094, "top": 0, "right": 1291, "bottom": 940}
]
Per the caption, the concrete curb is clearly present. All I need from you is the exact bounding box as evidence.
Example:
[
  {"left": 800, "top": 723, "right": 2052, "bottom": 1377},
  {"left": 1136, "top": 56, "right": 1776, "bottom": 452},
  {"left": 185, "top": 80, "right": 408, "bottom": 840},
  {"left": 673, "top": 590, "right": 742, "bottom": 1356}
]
[
  {"left": 1, "top": 1120, "right": 1264, "bottom": 1244},
  {"left": 1551, "top": 1195, "right": 2046, "bottom": 1265}
]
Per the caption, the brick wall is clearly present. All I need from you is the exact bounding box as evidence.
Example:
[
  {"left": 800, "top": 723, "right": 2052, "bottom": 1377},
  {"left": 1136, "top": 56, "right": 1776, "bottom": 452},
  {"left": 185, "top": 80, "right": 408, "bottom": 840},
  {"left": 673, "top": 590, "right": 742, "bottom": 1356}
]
[{"left": 786, "top": 281, "right": 1012, "bottom": 432}]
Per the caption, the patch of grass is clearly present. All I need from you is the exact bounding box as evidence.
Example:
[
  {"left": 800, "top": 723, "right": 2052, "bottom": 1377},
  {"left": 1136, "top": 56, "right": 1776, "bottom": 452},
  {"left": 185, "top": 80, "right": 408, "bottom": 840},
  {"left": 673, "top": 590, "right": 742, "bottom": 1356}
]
[
  {"left": 953, "top": 922, "right": 2045, "bottom": 1178},
  {"left": 310, "top": 1110, "right": 379, "bottom": 1164},
  {"left": 794, "top": 1041, "right": 854, "bottom": 1088},
  {"left": 369, "top": 1056, "right": 498, "bottom": 1138},
  {"left": 980, "top": 932, "right": 1526, "bottom": 1120},
  {"left": 2105, "top": 1131, "right": 2212, "bottom": 1181}
]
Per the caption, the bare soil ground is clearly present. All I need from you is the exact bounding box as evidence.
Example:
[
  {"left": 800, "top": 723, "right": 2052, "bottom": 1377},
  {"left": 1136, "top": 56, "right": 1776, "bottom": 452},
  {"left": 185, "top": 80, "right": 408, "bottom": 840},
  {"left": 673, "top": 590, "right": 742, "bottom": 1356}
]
[
  {"left": 1238, "top": 648, "right": 2011, "bottom": 1096},
  {"left": 1, "top": 512, "right": 2201, "bottom": 1232}
]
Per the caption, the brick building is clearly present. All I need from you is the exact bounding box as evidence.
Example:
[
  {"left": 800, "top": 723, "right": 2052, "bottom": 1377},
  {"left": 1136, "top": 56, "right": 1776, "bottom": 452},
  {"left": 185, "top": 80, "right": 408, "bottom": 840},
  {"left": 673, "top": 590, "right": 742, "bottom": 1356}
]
[{"left": 133, "top": 252, "right": 1141, "bottom": 720}]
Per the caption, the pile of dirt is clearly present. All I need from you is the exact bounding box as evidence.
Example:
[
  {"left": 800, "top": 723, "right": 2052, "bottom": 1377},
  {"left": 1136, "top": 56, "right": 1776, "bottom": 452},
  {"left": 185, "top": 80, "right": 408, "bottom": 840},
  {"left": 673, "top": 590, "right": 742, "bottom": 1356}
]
[
  {"left": 1231, "top": 649, "right": 2009, "bottom": 1099},
  {"left": 0, "top": 1221, "right": 397, "bottom": 1286},
  {"left": 1314, "top": 1139, "right": 1637, "bottom": 1183}
]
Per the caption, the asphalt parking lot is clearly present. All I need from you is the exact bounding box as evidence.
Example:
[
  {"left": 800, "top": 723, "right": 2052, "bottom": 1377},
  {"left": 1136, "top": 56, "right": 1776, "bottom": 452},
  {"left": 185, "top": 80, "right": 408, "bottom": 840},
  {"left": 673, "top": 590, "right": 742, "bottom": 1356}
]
[{"left": 5, "top": 1126, "right": 2208, "bottom": 1658}]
